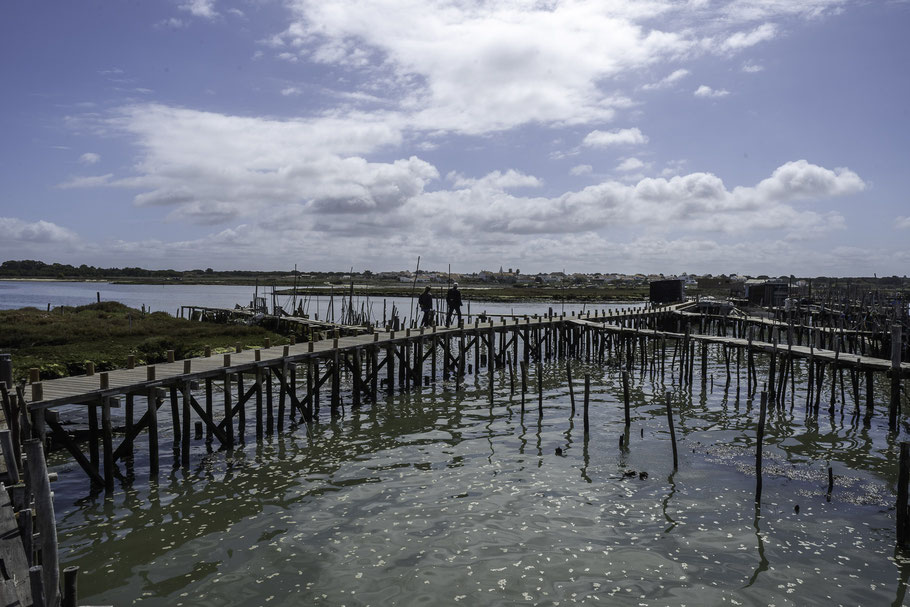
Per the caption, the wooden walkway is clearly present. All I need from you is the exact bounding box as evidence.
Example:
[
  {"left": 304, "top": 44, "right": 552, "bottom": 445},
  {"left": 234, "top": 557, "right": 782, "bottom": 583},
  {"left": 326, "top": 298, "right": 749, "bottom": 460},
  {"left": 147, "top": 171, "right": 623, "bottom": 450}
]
[
  {"left": 25, "top": 303, "right": 686, "bottom": 410},
  {"left": 572, "top": 318, "right": 910, "bottom": 375}
]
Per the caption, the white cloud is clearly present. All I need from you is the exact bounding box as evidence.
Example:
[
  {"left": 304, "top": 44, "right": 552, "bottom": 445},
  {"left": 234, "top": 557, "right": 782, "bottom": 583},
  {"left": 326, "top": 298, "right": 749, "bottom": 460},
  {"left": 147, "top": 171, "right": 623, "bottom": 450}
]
[
  {"left": 583, "top": 128, "right": 648, "bottom": 148},
  {"left": 0, "top": 217, "right": 78, "bottom": 244},
  {"left": 721, "top": 23, "right": 777, "bottom": 52},
  {"left": 616, "top": 157, "right": 645, "bottom": 172},
  {"left": 281, "top": 87, "right": 302, "bottom": 96},
  {"left": 57, "top": 174, "right": 114, "bottom": 188},
  {"left": 90, "top": 104, "right": 436, "bottom": 223},
  {"left": 642, "top": 68, "right": 690, "bottom": 90},
  {"left": 694, "top": 85, "right": 730, "bottom": 98},
  {"left": 894, "top": 216, "right": 910, "bottom": 229},
  {"left": 450, "top": 170, "right": 542, "bottom": 191},
  {"left": 180, "top": 0, "right": 217, "bottom": 19},
  {"left": 742, "top": 62, "right": 764, "bottom": 72},
  {"left": 570, "top": 164, "right": 593, "bottom": 176},
  {"left": 79, "top": 152, "right": 101, "bottom": 165},
  {"left": 275, "top": 0, "right": 692, "bottom": 135}
]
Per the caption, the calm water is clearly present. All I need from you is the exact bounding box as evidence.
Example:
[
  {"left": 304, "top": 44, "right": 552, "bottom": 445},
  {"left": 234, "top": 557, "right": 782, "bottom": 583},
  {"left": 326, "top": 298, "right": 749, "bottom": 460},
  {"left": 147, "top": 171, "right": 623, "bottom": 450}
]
[
  {"left": 47, "top": 345, "right": 910, "bottom": 606},
  {"left": 0, "top": 280, "right": 617, "bottom": 326}
]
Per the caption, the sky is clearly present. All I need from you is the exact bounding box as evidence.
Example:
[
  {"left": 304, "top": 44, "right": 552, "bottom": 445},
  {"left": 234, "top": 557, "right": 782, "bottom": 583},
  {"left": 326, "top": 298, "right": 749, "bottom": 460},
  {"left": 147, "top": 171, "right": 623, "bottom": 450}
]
[{"left": 1, "top": 0, "right": 909, "bottom": 276}]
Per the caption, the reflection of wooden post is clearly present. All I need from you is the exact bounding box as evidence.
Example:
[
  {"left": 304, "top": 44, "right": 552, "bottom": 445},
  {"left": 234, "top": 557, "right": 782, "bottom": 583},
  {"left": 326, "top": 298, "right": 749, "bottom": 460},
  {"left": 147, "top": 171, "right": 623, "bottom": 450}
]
[
  {"left": 755, "top": 392, "right": 767, "bottom": 503},
  {"left": 566, "top": 361, "right": 575, "bottom": 416}
]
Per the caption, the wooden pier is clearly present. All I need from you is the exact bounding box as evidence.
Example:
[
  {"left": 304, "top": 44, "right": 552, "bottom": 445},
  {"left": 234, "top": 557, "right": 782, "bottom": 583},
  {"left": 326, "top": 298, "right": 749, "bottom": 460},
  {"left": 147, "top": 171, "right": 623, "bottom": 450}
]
[{"left": 1, "top": 299, "right": 903, "bottom": 494}]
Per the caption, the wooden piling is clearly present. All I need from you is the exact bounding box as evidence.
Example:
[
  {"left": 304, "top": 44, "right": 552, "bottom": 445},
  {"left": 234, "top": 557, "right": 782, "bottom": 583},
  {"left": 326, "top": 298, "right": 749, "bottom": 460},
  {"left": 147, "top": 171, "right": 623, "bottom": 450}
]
[
  {"left": 583, "top": 374, "right": 590, "bottom": 435},
  {"left": 622, "top": 370, "right": 631, "bottom": 426},
  {"left": 891, "top": 325, "right": 902, "bottom": 431},
  {"left": 755, "top": 391, "right": 767, "bottom": 503},
  {"left": 25, "top": 439, "right": 58, "bottom": 606},
  {"left": 898, "top": 442, "right": 910, "bottom": 549},
  {"left": 666, "top": 392, "right": 678, "bottom": 470},
  {"left": 566, "top": 360, "right": 576, "bottom": 416},
  {"left": 147, "top": 388, "right": 159, "bottom": 475}
]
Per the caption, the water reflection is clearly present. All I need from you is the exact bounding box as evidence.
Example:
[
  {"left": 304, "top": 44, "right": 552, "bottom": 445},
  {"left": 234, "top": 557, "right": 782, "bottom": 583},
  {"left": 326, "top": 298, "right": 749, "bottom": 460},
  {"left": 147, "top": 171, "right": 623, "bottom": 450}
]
[{"left": 49, "top": 346, "right": 909, "bottom": 605}]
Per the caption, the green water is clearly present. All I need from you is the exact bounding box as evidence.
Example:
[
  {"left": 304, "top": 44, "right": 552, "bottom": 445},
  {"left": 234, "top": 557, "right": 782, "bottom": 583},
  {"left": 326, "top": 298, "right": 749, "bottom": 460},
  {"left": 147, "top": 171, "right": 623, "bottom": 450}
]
[{"left": 50, "top": 354, "right": 910, "bottom": 606}]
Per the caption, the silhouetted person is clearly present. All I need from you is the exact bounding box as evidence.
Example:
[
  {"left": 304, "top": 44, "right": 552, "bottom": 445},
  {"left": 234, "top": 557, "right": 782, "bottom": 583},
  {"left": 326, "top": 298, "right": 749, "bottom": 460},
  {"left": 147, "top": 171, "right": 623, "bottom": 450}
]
[
  {"left": 418, "top": 286, "right": 434, "bottom": 327},
  {"left": 446, "top": 282, "right": 463, "bottom": 326}
]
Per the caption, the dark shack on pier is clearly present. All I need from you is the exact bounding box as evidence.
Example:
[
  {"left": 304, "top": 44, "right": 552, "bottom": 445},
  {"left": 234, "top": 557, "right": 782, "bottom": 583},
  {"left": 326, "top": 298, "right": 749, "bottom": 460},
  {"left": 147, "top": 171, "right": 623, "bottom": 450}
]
[
  {"left": 745, "top": 279, "right": 789, "bottom": 307},
  {"left": 649, "top": 279, "right": 685, "bottom": 304}
]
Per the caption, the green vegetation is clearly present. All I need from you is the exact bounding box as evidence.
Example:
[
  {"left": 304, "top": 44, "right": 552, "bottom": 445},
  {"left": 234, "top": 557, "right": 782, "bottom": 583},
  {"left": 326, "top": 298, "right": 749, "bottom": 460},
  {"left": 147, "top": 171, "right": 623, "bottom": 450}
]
[{"left": 0, "top": 302, "right": 285, "bottom": 382}]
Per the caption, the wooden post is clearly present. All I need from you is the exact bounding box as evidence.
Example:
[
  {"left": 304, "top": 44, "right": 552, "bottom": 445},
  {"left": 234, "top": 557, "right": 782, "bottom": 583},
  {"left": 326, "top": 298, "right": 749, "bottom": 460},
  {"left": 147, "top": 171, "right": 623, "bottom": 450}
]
[
  {"left": 566, "top": 360, "right": 575, "bottom": 416},
  {"left": 147, "top": 388, "right": 159, "bottom": 475},
  {"left": 25, "top": 439, "right": 59, "bottom": 606},
  {"left": 255, "top": 368, "right": 264, "bottom": 440},
  {"left": 666, "top": 392, "right": 678, "bottom": 470},
  {"left": 181, "top": 383, "right": 191, "bottom": 467},
  {"left": 224, "top": 373, "right": 233, "bottom": 447},
  {"left": 30, "top": 566, "right": 46, "bottom": 607},
  {"left": 266, "top": 369, "right": 274, "bottom": 434},
  {"left": 537, "top": 362, "right": 544, "bottom": 417},
  {"left": 205, "top": 378, "right": 213, "bottom": 444},
  {"left": 756, "top": 391, "right": 767, "bottom": 503},
  {"left": 87, "top": 403, "right": 100, "bottom": 476},
  {"left": 891, "top": 325, "right": 902, "bottom": 431},
  {"left": 237, "top": 372, "right": 246, "bottom": 438},
  {"left": 102, "top": 398, "right": 114, "bottom": 490},
  {"left": 583, "top": 373, "right": 590, "bottom": 435},
  {"left": 898, "top": 442, "right": 910, "bottom": 549},
  {"left": 0, "top": 429, "right": 19, "bottom": 484},
  {"left": 622, "top": 370, "right": 631, "bottom": 427},
  {"left": 62, "top": 566, "right": 79, "bottom": 607}
]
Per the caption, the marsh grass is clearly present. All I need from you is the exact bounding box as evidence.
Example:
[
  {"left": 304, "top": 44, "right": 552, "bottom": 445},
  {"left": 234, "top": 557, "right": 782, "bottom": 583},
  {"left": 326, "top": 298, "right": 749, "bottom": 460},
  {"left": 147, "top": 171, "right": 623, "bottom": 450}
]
[{"left": 0, "top": 301, "right": 284, "bottom": 382}]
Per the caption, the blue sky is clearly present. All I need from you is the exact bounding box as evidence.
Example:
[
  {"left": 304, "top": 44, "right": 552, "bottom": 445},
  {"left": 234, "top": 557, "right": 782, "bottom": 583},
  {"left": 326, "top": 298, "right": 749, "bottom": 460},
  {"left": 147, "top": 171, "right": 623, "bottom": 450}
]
[{"left": 1, "top": 0, "right": 908, "bottom": 275}]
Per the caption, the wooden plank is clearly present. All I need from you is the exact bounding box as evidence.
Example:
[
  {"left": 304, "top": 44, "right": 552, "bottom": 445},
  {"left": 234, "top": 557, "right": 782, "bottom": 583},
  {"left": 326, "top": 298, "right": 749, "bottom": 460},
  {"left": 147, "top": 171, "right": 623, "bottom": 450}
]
[{"left": 0, "top": 481, "right": 31, "bottom": 606}]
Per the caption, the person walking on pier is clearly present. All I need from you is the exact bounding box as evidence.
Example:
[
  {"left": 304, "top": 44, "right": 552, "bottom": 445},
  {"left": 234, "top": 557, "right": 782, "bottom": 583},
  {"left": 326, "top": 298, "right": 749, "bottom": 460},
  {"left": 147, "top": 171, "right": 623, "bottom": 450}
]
[
  {"left": 418, "top": 286, "right": 434, "bottom": 327},
  {"left": 446, "top": 282, "right": 463, "bottom": 326}
]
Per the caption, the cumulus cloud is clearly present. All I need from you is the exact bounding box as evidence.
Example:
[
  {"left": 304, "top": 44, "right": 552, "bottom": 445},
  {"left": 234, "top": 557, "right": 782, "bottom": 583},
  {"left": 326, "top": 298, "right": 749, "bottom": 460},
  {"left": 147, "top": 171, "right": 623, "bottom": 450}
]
[
  {"left": 79, "top": 152, "right": 101, "bottom": 165},
  {"left": 273, "top": 0, "right": 691, "bottom": 134},
  {"left": 742, "top": 62, "right": 764, "bottom": 72},
  {"left": 694, "top": 85, "right": 730, "bottom": 98},
  {"left": 583, "top": 128, "right": 648, "bottom": 148},
  {"left": 0, "top": 217, "right": 78, "bottom": 243},
  {"left": 88, "top": 104, "right": 436, "bottom": 225},
  {"left": 895, "top": 216, "right": 910, "bottom": 229},
  {"left": 281, "top": 87, "right": 302, "bottom": 96}
]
